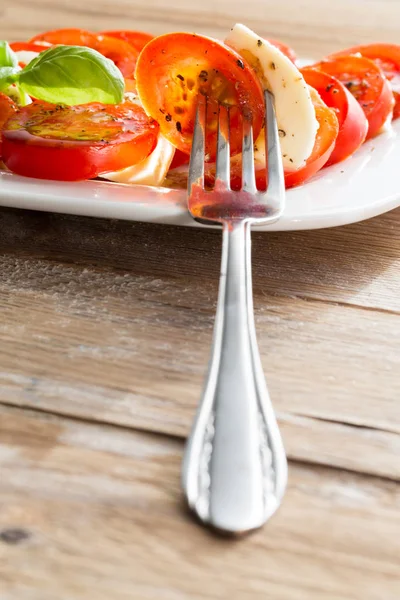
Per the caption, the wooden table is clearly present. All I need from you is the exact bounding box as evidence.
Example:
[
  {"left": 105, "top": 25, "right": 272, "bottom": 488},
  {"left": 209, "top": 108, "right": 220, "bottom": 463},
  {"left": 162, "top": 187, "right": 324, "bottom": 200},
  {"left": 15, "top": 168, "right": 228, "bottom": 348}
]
[{"left": 1, "top": 2, "right": 400, "bottom": 598}]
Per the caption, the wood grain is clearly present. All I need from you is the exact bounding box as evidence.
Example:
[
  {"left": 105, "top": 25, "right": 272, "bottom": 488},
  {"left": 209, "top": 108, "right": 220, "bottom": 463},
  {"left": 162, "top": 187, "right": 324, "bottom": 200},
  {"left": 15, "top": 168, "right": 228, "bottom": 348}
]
[
  {"left": 0, "top": 210, "right": 399, "bottom": 457},
  {"left": 1, "top": 206, "right": 399, "bottom": 313},
  {"left": 0, "top": 211, "right": 400, "bottom": 481},
  {"left": 1, "top": 406, "right": 400, "bottom": 600},
  {"left": 0, "top": 1, "right": 400, "bottom": 598}
]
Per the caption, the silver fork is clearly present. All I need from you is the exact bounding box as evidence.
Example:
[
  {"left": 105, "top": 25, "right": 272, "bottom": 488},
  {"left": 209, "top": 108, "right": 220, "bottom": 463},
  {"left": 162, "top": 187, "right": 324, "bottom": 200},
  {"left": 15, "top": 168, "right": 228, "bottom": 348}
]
[{"left": 182, "top": 91, "right": 287, "bottom": 535}]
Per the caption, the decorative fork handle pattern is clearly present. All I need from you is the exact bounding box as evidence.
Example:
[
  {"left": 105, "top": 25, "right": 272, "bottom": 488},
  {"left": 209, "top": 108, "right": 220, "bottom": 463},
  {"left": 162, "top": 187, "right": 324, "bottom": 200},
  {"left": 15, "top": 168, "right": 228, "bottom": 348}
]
[{"left": 182, "top": 219, "right": 287, "bottom": 534}]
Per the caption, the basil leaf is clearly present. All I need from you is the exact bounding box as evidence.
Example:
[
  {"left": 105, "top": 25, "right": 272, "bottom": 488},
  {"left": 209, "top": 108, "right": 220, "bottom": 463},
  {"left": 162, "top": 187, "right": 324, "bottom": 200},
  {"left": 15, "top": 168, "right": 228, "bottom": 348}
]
[
  {"left": 18, "top": 45, "right": 125, "bottom": 105},
  {"left": 0, "top": 41, "right": 18, "bottom": 68},
  {"left": 0, "top": 66, "right": 19, "bottom": 91}
]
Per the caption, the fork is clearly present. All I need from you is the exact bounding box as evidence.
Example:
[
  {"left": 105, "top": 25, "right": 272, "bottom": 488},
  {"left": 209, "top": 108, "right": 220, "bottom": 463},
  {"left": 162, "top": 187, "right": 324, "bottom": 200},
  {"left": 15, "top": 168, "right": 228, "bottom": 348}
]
[{"left": 182, "top": 91, "right": 288, "bottom": 535}]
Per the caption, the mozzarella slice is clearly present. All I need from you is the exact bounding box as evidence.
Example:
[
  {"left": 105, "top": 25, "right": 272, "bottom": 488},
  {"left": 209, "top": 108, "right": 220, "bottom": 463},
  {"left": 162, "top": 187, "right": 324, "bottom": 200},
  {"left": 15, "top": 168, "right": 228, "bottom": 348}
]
[
  {"left": 4, "top": 83, "right": 31, "bottom": 107},
  {"left": 101, "top": 134, "right": 176, "bottom": 186},
  {"left": 15, "top": 50, "right": 40, "bottom": 66},
  {"left": 225, "top": 23, "right": 318, "bottom": 170}
]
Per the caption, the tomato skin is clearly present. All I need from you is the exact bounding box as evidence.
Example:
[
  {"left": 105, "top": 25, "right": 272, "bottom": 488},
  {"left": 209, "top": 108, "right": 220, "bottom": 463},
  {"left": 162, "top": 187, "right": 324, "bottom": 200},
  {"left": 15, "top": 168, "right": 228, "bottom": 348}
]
[
  {"left": 329, "top": 43, "right": 400, "bottom": 119},
  {"left": 301, "top": 68, "right": 368, "bottom": 166},
  {"left": 266, "top": 39, "right": 297, "bottom": 63},
  {"left": 29, "top": 28, "right": 138, "bottom": 77},
  {"left": 0, "top": 93, "right": 18, "bottom": 158},
  {"left": 2, "top": 101, "right": 159, "bottom": 181},
  {"left": 135, "top": 32, "right": 265, "bottom": 160},
  {"left": 100, "top": 30, "right": 153, "bottom": 53},
  {"left": 312, "top": 55, "right": 394, "bottom": 139}
]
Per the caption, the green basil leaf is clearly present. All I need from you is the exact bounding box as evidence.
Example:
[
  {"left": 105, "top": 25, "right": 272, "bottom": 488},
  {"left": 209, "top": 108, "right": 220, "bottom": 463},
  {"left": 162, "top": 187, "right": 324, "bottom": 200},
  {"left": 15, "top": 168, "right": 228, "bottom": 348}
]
[
  {"left": 18, "top": 45, "right": 125, "bottom": 105},
  {"left": 0, "top": 66, "right": 19, "bottom": 91},
  {"left": 0, "top": 41, "right": 18, "bottom": 68}
]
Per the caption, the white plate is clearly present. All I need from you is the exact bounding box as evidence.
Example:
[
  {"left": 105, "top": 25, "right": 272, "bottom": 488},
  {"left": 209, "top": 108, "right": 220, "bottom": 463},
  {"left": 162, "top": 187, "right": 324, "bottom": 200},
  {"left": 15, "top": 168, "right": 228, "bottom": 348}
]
[{"left": 0, "top": 119, "right": 399, "bottom": 231}]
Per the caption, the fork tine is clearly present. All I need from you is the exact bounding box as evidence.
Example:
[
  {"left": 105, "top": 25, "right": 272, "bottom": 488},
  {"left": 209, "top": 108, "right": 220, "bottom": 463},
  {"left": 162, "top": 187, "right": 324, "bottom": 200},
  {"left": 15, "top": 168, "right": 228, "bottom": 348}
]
[
  {"left": 241, "top": 117, "right": 256, "bottom": 193},
  {"left": 215, "top": 103, "right": 230, "bottom": 188},
  {"left": 188, "top": 94, "right": 207, "bottom": 192},
  {"left": 264, "top": 90, "right": 285, "bottom": 201}
]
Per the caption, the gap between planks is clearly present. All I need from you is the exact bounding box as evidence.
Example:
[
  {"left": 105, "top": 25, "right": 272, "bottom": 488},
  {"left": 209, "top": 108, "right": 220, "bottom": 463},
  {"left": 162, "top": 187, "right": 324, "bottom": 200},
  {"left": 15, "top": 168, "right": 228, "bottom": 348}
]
[{"left": 1, "top": 397, "right": 399, "bottom": 483}]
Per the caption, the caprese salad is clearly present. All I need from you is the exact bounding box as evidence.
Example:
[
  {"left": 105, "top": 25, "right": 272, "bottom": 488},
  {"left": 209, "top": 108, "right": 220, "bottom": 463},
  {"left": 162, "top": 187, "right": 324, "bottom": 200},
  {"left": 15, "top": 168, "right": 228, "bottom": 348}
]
[{"left": 0, "top": 24, "right": 399, "bottom": 190}]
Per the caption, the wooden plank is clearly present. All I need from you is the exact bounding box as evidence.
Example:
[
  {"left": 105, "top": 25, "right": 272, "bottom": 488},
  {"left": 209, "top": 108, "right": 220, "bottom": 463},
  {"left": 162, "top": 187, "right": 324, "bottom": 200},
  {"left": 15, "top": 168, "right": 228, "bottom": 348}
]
[
  {"left": 1, "top": 207, "right": 399, "bottom": 313},
  {"left": 2, "top": 371, "right": 400, "bottom": 481},
  {"left": 5, "top": 0, "right": 400, "bottom": 56},
  {"left": 0, "top": 208, "right": 400, "bottom": 312},
  {"left": 1, "top": 406, "right": 399, "bottom": 600},
  {"left": 0, "top": 230, "right": 399, "bottom": 479}
]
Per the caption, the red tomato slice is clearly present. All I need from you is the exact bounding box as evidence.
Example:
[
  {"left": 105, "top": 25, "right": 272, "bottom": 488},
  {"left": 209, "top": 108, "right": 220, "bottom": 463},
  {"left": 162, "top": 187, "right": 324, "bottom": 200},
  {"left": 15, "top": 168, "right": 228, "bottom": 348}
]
[
  {"left": 29, "top": 28, "right": 137, "bottom": 77},
  {"left": 266, "top": 39, "right": 297, "bottom": 63},
  {"left": 2, "top": 100, "right": 159, "bottom": 181},
  {"left": 329, "top": 43, "right": 400, "bottom": 119},
  {"left": 301, "top": 68, "right": 368, "bottom": 166},
  {"left": 312, "top": 55, "right": 394, "bottom": 139},
  {"left": 100, "top": 30, "right": 153, "bottom": 53},
  {"left": 0, "top": 93, "right": 18, "bottom": 158},
  {"left": 10, "top": 41, "right": 51, "bottom": 52},
  {"left": 135, "top": 32, "right": 265, "bottom": 160},
  {"left": 30, "top": 28, "right": 95, "bottom": 46}
]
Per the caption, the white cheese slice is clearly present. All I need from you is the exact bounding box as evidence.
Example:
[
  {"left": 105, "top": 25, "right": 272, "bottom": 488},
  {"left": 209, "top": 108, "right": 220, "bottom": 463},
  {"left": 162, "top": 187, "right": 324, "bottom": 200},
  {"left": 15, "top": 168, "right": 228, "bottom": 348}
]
[
  {"left": 4, "top": 83, "right": 31, "bottom": 106},
  {"left": 225, "top": 23, "right": 319, "bottom": 170},
  {"left": 101, "top": 134, "right": 176, "bottom": 186},
  {"left": 15, "top": 50, "right": 40, "bottom": 66}
]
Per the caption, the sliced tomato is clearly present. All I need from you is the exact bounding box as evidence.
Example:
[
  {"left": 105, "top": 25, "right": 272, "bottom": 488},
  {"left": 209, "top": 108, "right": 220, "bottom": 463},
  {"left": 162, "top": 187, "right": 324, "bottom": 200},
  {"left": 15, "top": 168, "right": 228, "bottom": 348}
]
[
  {"left": 135, "top": 32, "right": 265, "bottom": 160},
  {"left": 329, "top": 43, "right": 400, "bottom": 119},
  {"left": 100, "top": 30, "right": 153, "bottom": 53},
  {"left": 0, "top": 93, "right": 18, "bottom": 158},
  {"left": 301, "top": 68, "right": 368, "bottom": 166},
  {"left": 312, "top": 55, "right": 394, "bottom": 139},
  {"left": 10, "top": 41, "right": 51, "bottom": 52},
  {"left": 2, "top": 100, "right": 159, "bottom": 181},
  {"left": 266, "top": 39, "right": 297, "bottom": 63},
  {"left": 29, "top": 28, "right": 137, "bottom": 77},
  {"left": 31, "top": 28, "right": 94, "bottom": 46}
]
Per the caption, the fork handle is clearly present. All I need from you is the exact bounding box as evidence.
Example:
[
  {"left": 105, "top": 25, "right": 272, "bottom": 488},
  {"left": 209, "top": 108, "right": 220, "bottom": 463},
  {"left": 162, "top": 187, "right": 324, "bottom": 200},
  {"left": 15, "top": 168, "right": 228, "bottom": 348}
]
[{"left": 182, "top": 220, "right": 287, "bottom": 534}]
